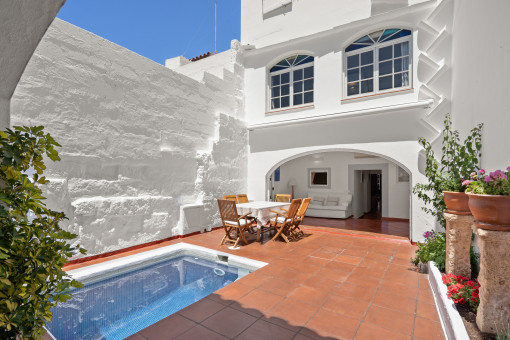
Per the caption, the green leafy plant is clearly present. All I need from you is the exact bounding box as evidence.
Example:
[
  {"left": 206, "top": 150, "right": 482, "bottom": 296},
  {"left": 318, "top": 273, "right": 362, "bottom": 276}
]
[
  {"left": 0, "top": 126, "right": 85, "bottom": 339},
  {"left": 413, "top": 230, "right": 480, "bottom": 276},
  {"left": 465, "top": 168, "right": 510, "bottom": 196},
  {"left": 470, "top": 244, "right": 480, "bottom": 278},
  {"left": 413, "top": 114, "right": 483, "bottom": 228},
  {"left": 496, "top": 328, "right": 510, "bottom": 340},
  {"left": 412, "top": 230, "right": 446, "bottom": 271}
]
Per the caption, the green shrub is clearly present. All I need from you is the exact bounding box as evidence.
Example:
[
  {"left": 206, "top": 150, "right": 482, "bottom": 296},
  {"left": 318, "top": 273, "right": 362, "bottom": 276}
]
[
  {"left": 413, "top": 230, "right": 480, "bottom": 277},
  {"left": 497, "top": 330, "right": 510, "bottom": 340},
  {"left": 412, "top": 231, "right": 446, "bottom": 271},
  {"left": 0, "top": 126, "right": 85, "bottom": 339}
]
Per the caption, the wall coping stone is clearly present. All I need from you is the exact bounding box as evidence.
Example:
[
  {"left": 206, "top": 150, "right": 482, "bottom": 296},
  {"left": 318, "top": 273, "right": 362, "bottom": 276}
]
[{"left": 428, "top": 260, "right": 470, "bottom": 340}]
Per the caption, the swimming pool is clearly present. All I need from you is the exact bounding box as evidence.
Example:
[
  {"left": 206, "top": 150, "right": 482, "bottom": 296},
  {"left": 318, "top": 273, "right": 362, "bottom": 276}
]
[{"left": 45, "top": 243, "right": 266, "bottom": 340}]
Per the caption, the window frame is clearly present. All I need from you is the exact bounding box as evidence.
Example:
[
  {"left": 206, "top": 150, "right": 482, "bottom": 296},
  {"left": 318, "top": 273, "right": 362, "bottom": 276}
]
[
  {"left": 267, "top": 56, "right": 315, "bottom": 113},
  {"left": 343, "top": 32, "right": 413, "bottom": 100}
]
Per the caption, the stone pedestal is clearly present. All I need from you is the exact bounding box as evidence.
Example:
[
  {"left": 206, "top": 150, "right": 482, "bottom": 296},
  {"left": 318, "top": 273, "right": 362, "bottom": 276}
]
[
  {"left": 474, "top": 227, "right": 510, "bottom": 334},
  {"left": 444, "top": 212, "right": 473, "bottom": 278}
]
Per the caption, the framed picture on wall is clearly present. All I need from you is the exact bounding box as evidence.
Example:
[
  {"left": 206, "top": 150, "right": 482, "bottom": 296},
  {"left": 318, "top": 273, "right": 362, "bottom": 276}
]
[
  {"left": 308, "top": 168, "right": 331, "bottom": 188},
  {"left": 397, "top": 166, "right": 409, "bottom": 182},
  {"left": 274, "top": 167, "right": 280, "bottom": 182}
]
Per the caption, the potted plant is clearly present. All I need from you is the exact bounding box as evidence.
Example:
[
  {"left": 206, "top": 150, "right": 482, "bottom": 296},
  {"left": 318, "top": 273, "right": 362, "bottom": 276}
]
[
  {"left": 465, "top": 168, "right": 510, "bottom": 230},
  {"left": 414, "top": 114, "right": 483, "bottom": 225},
  {"left": 442, "top": 173, "right": 472, "bottom": 215}
]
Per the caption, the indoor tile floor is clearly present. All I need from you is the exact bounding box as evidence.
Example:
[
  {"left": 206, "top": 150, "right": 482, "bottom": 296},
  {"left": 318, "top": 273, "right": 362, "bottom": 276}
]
[{"left": 115, "top": 225, "right": 445, "bottom": 340}]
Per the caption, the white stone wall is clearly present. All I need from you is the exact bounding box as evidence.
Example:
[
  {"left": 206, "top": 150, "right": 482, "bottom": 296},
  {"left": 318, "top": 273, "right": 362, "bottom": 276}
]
[
  {"left": 241, "top": 2, "right": 442, "bottom": 132},
  {"left": 241, "top": 0, "right": 452, "bottom": 241},
  {"left": 11, "top": 19, "right": 247, "bottom": 256},
  {"left": 0, "top": 0, "right": 66, "bottom": 129},
  {"left": 241, "top": 0, "right": 430, "bottom": 49},
  {"left": 451, "top": 0, "right": 510, "bottom": 171}
]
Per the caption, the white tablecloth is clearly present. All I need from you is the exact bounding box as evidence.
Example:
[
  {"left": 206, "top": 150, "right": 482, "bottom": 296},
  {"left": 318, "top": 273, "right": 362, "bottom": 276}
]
[{"left": 236, "top": 201, "right": 291, "bottom": 229}]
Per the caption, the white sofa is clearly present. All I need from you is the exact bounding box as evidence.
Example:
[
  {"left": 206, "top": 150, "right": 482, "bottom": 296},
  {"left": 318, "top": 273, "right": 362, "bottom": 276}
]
[{"left": 305, "top": 191, "right": 353, "bottom": 219}]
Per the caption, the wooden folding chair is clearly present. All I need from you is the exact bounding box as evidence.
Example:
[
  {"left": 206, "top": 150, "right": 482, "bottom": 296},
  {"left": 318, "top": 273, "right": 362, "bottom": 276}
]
[
  {"left": 268, "top": 199, "right": 302, "bottom": 243},
  {"left": 236, "top": 194, "right": 249, "bottom": 203},
  {"left": 224, "top": 195, "right": 238, "bottom": 203},
  {"left": 275, "top": 194, "right": 291, "bottom": 203},
  {"left": 289, "top": 197, "right": 311, "bottom": 240},
  {"left": 233, "top": 193, "right": 258, "bottom": 233},
  {"left": 217, "top": 199, "right": 252, "bottom": 248}
]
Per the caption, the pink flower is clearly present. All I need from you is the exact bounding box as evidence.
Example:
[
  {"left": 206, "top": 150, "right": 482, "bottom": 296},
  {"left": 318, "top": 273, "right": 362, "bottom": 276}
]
[
  {"left": 470, "top": 172, "right": 476, "bottom": 178},
  {"left": 462, "top": 180, "right": 472, "bottom": 186},
  {"left": 484, "top": 176, "right": 493, "bottom": 182},
  {"left": 507, "top": 166, "right": 510, "bottom": 171},
  {"left": 479, "top": 169, "right": 485, "bottom": 174}
]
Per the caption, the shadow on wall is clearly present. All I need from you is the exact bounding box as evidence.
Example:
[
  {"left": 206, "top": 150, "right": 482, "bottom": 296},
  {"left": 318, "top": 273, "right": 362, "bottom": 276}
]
[
  {"left": 249, "top": 108, "right": 434, "bottom": 154},
  {"left": 418, "top": 148, "right": 427, "bottom": 176}
]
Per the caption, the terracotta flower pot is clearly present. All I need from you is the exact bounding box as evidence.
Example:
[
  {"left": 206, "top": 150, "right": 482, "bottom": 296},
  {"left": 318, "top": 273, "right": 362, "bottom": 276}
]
[
  {"left": 467, "top": 193, "right": 510, "bottom": 231},
  {"left": 443, "top": 191, "right": 471, "bottom": 215}
]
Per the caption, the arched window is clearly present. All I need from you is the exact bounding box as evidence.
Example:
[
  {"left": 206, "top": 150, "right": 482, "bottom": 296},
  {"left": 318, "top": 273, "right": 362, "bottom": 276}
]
[
  {"left": 269, "top": 55, "right": 314, "bottom": 110},
  {"left": 345, "top": 29, "right": 412, "bottom": 97}
]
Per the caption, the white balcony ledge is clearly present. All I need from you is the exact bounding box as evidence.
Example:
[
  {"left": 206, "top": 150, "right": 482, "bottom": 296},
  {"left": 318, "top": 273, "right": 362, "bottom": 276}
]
[{"left": 247, "top": 99, "right": 434, "bottom": 131}]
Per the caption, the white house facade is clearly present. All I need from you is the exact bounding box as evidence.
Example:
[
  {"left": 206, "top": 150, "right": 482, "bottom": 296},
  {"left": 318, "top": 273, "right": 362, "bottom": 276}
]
[
  {"left": 239, "top": 0, "right": 457, "bottom": 241},
  {"left": 5, "top": 0, "right": 510, "bottom": 254}
]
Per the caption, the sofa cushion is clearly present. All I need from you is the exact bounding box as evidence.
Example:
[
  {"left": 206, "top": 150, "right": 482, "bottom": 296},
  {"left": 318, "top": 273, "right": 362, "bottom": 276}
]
[
  {"left": 338, "top": 193, "right": 353, "bottom": 202},
  {"left": 308, "top": 204, "right": 325, "bottom": 210},
  {"left": 312, "top": 205, "right": 347, "bottom": 211},
  {"left": 311, "top": 195, "right": 326, "bottom": 206},
  {"left": 339, "top": 202, "right": 349, "bottom": 208},
  {"left": 325, "top": 196, "right": 340, "bottom": 206}
]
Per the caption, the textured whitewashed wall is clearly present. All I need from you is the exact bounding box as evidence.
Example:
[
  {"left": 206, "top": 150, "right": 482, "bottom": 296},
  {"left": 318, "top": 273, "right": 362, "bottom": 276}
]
[
  {"left": 241, "top": 0, "right": 430, "bottom": 49},
  {"left": 11, "top": 19, "right": 247, "bottom": 256},
  {"left": 451, "top": 0, "right": 510, "bottom": 171},
  {"left": 0, "top": 0, "right": 66, "bottom": 129}
]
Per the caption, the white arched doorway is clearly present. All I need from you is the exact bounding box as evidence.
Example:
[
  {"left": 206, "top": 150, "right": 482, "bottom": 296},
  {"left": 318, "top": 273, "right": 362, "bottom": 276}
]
[
  {"left": 247, "top": 142, "right": 433, "bottom": 241},
  {"left": 263, "top": 149, "right": 411, "bottom": 238}
]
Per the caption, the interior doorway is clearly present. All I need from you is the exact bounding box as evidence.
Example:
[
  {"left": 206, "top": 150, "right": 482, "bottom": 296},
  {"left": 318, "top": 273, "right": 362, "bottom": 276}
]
[
  {"left": 364, "top": 171, "right": 382, "bottom": 220},
  {"left": 352, "top": 168, "right": 383, "bottom": 220}
]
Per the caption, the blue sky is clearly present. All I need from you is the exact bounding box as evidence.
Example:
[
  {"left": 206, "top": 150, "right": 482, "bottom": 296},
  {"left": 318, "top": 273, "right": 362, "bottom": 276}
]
[{"left": 57, "top": 0, "right": 241, "bottom": 64}]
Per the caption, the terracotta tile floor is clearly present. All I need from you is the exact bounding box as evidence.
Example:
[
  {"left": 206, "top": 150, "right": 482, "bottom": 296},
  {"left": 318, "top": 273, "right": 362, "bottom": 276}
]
[
  {"left": 70, "top": 225, "right": 444, "bottom": 340},
  {"left": 303, "top": 216, "right": 410, "bottom": 238}
]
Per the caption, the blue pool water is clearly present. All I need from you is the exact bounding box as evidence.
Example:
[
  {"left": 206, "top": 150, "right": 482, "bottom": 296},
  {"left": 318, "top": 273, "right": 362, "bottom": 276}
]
[{"left": 46, "top": 255, "right": 244, "bottom": 339}]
